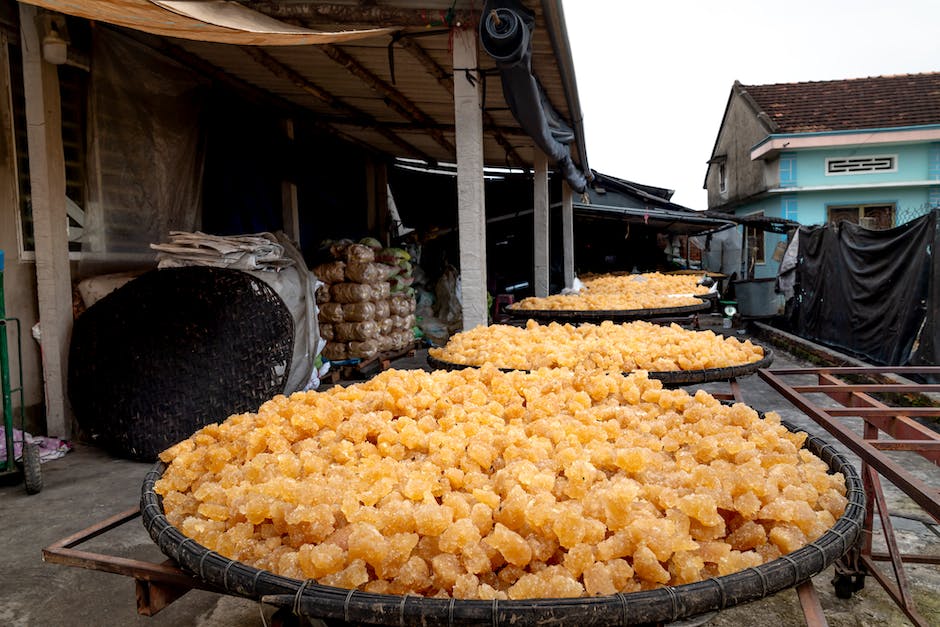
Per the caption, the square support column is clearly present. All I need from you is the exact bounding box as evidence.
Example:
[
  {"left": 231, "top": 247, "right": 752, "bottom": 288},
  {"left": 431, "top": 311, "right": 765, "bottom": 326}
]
[
  {"left": 533, "top": 151, "right": 549, "bottom": 297},
  {"left": 562, "top": 183, "right": 575, "bottom": 288},
  {"left": 452, "top": 28, "right": 487, "bottom": 330},
  {"left": 20, "top": 4, "right": 71, "bottom": 437}
]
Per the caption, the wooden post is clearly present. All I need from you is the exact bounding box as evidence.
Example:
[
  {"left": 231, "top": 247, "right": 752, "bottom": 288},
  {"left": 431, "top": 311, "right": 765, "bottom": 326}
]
[
  {"left": 452, "top": 28, "right": 487, "bottom": 330},
  {"left": 533, "top": 151, "right": 549, "bottom": 296},
  {"left": 280, "top": 118, "right": 299, "bottom": 242},
  {"left": 19, "top": 4, "right": 71, "bottom": 437},
  {"left": 365, "top": 158, "right": 377, "bottom": 234},
  {"left": 562, "top": 183, "right": 575, "bottom": 288}
]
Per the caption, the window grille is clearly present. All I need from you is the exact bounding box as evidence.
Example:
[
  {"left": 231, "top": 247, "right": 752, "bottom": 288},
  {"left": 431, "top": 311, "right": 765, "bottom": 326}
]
[{"left": 826, "top": 156, "right": 896, "bottom": 174}]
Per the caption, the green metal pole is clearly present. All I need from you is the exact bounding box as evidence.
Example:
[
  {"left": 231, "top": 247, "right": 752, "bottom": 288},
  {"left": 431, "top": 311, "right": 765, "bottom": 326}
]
[{"left": 1, "top": 249, "right": 16, "bottom": 472}]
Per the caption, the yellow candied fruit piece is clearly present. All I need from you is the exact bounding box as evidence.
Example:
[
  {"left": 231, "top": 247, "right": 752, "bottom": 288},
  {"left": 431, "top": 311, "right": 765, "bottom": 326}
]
[{"left": 155, "top": 366, "right": 846, "bottom": 600}]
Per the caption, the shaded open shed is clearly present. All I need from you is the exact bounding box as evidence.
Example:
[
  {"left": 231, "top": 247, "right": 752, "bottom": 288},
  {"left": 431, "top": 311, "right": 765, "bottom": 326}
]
[{"left": 1, "top": 0, "right": 592, "bottom": 438}]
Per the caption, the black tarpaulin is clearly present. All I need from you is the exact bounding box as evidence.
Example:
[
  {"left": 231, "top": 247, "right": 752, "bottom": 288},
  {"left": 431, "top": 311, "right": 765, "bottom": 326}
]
[
  {"left": 795, "top": 211, "right": 938, "bottom": 365},
  {"left": 480, "top": 0, "right": 587, "bottom": 192}
]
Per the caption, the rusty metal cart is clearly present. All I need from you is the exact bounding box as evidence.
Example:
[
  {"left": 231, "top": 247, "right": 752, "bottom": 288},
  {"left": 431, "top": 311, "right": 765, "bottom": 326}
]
[{"left": 759, "top": 365, "right": 940, "bottom": 627}]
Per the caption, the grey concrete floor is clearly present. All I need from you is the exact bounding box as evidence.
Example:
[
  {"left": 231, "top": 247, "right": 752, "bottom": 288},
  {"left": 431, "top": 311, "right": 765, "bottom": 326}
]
[{"left": 1, "top": 319, "right": 937, "bottom": 626}]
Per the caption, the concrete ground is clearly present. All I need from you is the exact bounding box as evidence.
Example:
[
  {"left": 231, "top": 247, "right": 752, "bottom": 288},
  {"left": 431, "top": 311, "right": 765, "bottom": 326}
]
[{"left": 1, "top": 316, "right": 937, "bottom": 626}]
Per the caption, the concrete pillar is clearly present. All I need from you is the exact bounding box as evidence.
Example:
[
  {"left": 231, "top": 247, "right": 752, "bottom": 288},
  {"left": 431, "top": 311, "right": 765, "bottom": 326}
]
[
  {"left": 562, "top": 183, "right": 575, "bottom": 288},
  {"left": 452, "top": 28, "right": 487, "bottom": 330},
  {"left": 19, "top": 4, "right": 71, "bottom": 437},
  {"left": 533, "top": 151, "right": 549, "bottom": 297}
]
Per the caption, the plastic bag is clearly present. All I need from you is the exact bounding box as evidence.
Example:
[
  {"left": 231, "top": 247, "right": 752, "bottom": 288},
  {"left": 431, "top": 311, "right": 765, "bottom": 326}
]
[
  {"left": 390, "top": 294, "right": 416, "bottom": 316},
  {"left": 378, "top": 317, "right": 394, "bottom": 335},
  {"left": 343, "top": 301, "right": 376, "bottom": 322},
  {"left": 373, "top": 299, "right": 390, "bottom": 320},
  {"left": 345, "top": 262, "right": 392, "bottom": 284},
  {"left": 344, "top": 244, "right": 375, "bottom": 264},
  {"left": 322, "top": 341, "right": 348, "bottom": 361},
  {"left": 313, "top": 261, "right": 346, "bottom": 284},
  {"left": 319, "top": 323, "right": 335, "bottom": 341},
  {"left": 318, "top": 302, "right": 345, "bottom": 323},
  {"left": 348, "top": 339, "right": 379, "bottom": 359},
  {"left": 335, "top": 320, "right": 380, "bottom": 341},
  {"left": 316, "top": 283, "right": 331, "bottom": 304},
  {"left": 328, "top": 239, "right": 354, "bottom": 260},
  {"left": 331, "top": 282, "right": 374, "bottom": 303},
  {"left": 391, "top": 276, "right": 415, "bottom": 293},
  {"left": 377, "top": 335, "right": 396, "bottom": 352},
  {"left": 372, "top": 282, "right": 391, "bottom": 300},
  {"left": 359, "top": 237, "right": 383, "bottom": 251}
]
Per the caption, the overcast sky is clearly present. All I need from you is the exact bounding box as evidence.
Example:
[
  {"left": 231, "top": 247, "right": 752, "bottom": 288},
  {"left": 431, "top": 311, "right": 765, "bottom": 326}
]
[{"left": 562, "top": 0, "right": 940, "bottom": 208}]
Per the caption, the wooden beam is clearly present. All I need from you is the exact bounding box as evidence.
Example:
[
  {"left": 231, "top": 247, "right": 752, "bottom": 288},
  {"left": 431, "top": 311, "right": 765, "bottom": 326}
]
[
  {"left": 318, "top": 117, "right": 528, "bottom": 138},
  {"left": 19, "top": 4, "right": 71, "bottom": 437},
  {"left": 397, "top": 36, "right": 526, "bottom": 167},
  {"left": 280, "top": 118, "right": 299, "bottom": 241},
  {"left": 149, "top": 37, "right": 386, "bottom": 157},
  {"left": 318, "top": 43, "right": 454, "bottom": 155},
  {"left": 258, "top": 4, "right": 473, "bottom": 27},
  {"left": 562, "top": 183, "right": 575, "bottom": 288},
  {"left": 533, "top": 151, "right": 549, "bottom": 297},
  {"left": 242, "top": 47, "right": 435, "bottom": 163},
  {"left": 452, "top": 28, "right": 487, "bottom": 331}
]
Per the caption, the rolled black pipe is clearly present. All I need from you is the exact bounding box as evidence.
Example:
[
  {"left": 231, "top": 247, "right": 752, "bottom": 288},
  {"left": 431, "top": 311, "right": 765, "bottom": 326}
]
[{"left": 480, "top": 0, "right": 587, "bottom": 192}]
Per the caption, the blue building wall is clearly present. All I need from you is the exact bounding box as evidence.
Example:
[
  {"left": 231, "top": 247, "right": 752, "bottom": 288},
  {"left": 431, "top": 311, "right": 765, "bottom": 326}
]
[
  {"left": 795, "top": 144, "right": 932, "bottom": 187},
  {"left": 731, "top": 141, "right": 940, "bottom": 279}
]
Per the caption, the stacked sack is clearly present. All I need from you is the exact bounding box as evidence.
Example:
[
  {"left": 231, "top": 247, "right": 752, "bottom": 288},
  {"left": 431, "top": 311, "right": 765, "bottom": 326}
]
[{"left": 315, "top": 239, "right": 417, "bottom": 362}]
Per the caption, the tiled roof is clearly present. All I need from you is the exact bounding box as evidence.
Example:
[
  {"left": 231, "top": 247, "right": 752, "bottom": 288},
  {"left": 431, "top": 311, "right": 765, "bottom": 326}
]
[{"left": 741, "top": 72, "right": 940, "bottom": 134}]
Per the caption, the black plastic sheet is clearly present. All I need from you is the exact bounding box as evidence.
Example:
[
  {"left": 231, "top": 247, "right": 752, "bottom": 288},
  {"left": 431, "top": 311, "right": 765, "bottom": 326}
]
[
  {"left": 794, "top": 211, "right": 937, "bottom": 365},
  {"left": 480, "top": 0, "right": 587, "bottom": 192}
]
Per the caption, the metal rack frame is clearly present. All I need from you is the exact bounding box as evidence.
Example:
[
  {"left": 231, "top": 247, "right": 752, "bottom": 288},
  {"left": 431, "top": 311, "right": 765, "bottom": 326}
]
[{"left": 759, "top": 366, "right": 940, "bottom": 627}]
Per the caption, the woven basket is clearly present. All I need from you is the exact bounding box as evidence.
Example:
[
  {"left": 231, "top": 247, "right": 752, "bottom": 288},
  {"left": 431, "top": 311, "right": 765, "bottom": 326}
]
[
  {"left": 505, "top": 297, "right": 711, "bottom": 323},
  {"left": 141, "top": 423, "right": 864, "bottom": 625},
  {"left": 69, "top": 267, "right": 294, "bottom": 461},
  {"left": 427, "top": 344, "right": 774, "bottom": 386}
]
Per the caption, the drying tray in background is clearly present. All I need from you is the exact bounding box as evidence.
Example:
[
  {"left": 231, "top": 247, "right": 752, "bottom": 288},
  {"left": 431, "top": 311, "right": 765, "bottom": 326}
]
[
  {"left": 427, "top": 344, "right": 774, "bottom": 386},
  {"left": 141, "top": 422, "right": 863, "bottom": 626},
  {"left": 504, "top": 297, "right": 712, "bottom": 323}
]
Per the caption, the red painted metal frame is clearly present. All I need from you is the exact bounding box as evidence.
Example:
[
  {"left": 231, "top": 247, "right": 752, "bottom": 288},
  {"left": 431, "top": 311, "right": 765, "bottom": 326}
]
[
  {"left": 759, "top": 366, "right": 940, "bottom": 627},
  {"left": 41, "top": 507, "right": 217, "bottom": 616}
]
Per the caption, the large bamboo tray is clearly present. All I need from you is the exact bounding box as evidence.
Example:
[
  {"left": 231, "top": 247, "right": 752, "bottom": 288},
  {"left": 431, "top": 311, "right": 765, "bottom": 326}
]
[
  {"left": 505, "top": 297, "right": 712, "bottom": 323},
  {"left": 142, "top": 422, "right": 863, "bottom": 626},
  {"left": 427, "top": 344, "right": 774, "bottom": 386}
]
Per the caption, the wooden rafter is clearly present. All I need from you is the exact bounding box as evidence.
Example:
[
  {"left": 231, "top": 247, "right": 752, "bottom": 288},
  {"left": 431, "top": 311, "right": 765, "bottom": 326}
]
[
  {"left": 317, "top": 43, "right": 455, "bottom": 155},
  {"left": 243, "top": 47, "right": 435, "bottom": 163},
  {"left": 319, "top": 117, "right": 528, "bottom": 138},
  {"left": 396, "top": 36, "right": 526, "bottom": 167},
  {"left": 144, "top": 38, "right": 384, "bottom": 157},
  {"left": 255, "top": 4, "right": 473, "bottom": 27}
]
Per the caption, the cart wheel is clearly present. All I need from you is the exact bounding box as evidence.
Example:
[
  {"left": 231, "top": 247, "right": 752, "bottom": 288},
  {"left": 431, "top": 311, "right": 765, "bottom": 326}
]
[{"left": 22, "top": 442, "right": 42, "bottom": 494}]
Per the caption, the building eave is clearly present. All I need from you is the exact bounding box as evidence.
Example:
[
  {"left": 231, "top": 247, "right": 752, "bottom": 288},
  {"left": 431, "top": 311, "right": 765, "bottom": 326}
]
[{"left": 751, "top": 125, "right": 940, "bottom": 161}]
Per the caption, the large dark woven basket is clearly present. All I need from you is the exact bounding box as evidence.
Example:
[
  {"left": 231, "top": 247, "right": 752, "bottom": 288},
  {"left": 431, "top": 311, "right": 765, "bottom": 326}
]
[
  {"left": 427, "top": 345, "right": 775, "bottom": 386},
  {"left": 69, "top": 267, "right": 294, "bottom": 461},
  {"left": 141, "top": 423, "right": 864, "bottom": 626},
  {"left": 505, "top": 297, "right": 712, "bottom": 323}
]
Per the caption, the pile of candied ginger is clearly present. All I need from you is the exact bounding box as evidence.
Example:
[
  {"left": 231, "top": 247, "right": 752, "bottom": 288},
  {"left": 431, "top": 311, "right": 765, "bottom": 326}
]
[
  {"left": 157, "top": 366, "right": 846, "bottom": 600},
  {"left": 430, "top": 320, "right": 764, "bottom": 372},
  {"left": 512, "top": 272, "right": 711, "bottom": 311}
]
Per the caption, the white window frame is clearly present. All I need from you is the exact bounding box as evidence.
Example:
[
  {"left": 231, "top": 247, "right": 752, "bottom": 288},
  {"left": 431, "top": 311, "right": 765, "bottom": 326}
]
[{"left": 825, "top": 154, "right": 898, "bottom": 176}]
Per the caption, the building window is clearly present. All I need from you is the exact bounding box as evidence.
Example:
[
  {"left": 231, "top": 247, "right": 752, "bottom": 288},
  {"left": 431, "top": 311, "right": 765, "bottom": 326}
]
[
  {"left": 782, "top": 196, "right": 798, "bottom": 221},
  {"left": 744, "top": 213, "right": 765, "bottom": 267},
  {"left": 779, "top": 154, "right": 797, "bottom": 187},
  {"left": 718, "top": 161, "right": 727, "bottom": 194},
  {"left": 827, "top": 204, "right": 895, "bottom": 229},
  {"left": 825, "top": 155, "right": 897, "bottom": 175}
]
